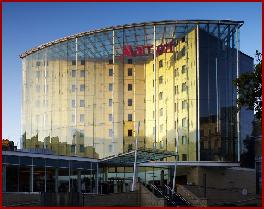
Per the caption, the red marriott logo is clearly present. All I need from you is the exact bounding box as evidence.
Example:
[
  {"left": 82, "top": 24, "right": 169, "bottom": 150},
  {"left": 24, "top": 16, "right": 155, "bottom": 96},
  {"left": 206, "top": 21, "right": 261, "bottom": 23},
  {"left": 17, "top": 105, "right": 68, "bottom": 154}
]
[{"left": 123, "top": 40, "right": 175, "bottom": 57}]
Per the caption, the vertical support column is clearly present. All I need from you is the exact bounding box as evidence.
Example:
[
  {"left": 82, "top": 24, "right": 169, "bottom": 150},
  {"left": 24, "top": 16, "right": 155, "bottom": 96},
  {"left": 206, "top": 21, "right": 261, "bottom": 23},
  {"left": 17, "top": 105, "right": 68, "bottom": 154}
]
[
  {"left": 77, "top": 170, "right": 81, "bottom": 193},
  {"left": 30, "top": 166, "right": 34, "bottom": 193},
  {"left": 68, "top": 161, "right": 71, "bottom": 192},
  {"left": 153, "top": 25, "right": 157, "bottom": 149},
  {"left": 75, "top": 38, "right": 78, "bottom": 155},
  {"left": 55, "top": 168, "right": 59, "bottom": 193},
  {"left": 235, "top": 28, "right": 240, "bottom": 162},
  {"left": 96, "top": 163, "right": 99, "bottom": 194},
  {"left": 2, "top": 164, "right": 6, "bottom": 192},
  {"left": 196, "top": 24, "right": 200, "bottom": 161},
  {"left": 112, "top": 30, "right": 115, "bottom": 154},
  {"left": 44, "top": 166, "right": 47, "bottom": 192},
  {"left": 132, "top": 122, "right": 140, "bottom": 191}
]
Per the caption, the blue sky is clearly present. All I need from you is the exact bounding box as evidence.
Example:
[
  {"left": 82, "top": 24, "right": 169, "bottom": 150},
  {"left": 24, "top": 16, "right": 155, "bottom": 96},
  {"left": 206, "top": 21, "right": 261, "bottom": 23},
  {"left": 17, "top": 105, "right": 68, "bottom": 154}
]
[{"left": 2, "top": 2, "right": 262, "bottom": 147}]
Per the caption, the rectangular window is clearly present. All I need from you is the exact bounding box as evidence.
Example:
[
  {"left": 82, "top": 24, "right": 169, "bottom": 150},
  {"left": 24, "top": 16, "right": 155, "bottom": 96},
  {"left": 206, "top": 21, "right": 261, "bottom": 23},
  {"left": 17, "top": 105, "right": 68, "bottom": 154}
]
[
  {"left": 109, "top": 83, "right": 113, "bottom": 91},
  {"left": 72, "top": 70, "right": 76, "bottom": 77},
  {"left": 36, "top": 61, "right": 41, "bottom": 66},
  {"left": 182, "top": 100, "right": 188, "bottom": 109},
  {"left": 174, "top": 68, "right": 179, "bottom": 77},
  {"left": 159, "top": 76, "right": 163, "bottom": 84},
  {"left": 159, "top": 92, "right": 163, "bottom": 100},
  {"left": 71, "top": 145, "right": 75, "bottom": 153},
  {"left": 128, "top": 99, "right": 133, "bottom": 106},
  {"left": 182, "top": 65, "right": 187, "bottom": 74},
  {"left": 182, "top": 82, "right": 187, "bottom": 92},
  {"left": 128, "top": 84, "right": 133, "bottom": 91},
  {"left": 182, "top": 47, "right": 186, "bottom": 56},
  {"left": 36, "top": 71, "right": 41, "bottom": 79},
  {"left": 182, "top": 136, "right": 187, "bottom": 145},
  {"left": 109, "top": 129, "right": 112, "bottom": 137},
  {"left": 80, "top": 84, "right": 85, "bottom": 92},
  {"left": 174, "top": 103, "right": 177, "bottom": 112},
  {"left": 71, "top": 85, "right": 76, "bottom": 92},
  {"left": 109, "top": 144, "right": 113, "bottom": 152},
  {"left": 128, "top": 129, "right": 133, "bottom": 136},
  {"left": 128, "top": 59, "right": 133, "bottom": 64},
  {"left": 80, "top": 145, "right": 85, "bottom": 152},
  {"left": 72, "top": 114, "right": 75, "bottom": 123},
  {"left": 159, "top": 108, "right": 163, "bottom": 117},
  {"left": 109, "top": 68, "right": 113, "bottom": 76},
  {"left": 128, "top": 68, "right": 133, "bottom": 76},
  {"left": 159, "top": 60, "right": 163, "bottom": 68},
  {"left": 108, "top": 99, "right": 112, "bottom": 107},
  {"left": 109, "top": 59, "right": 113, "bottom": 64},
  {"left": 80, "top": 114, "right": 85, "bottom": 123},
  {"left": 182, "top": 154, "right": 187, "bottom": 161},
  {"left": 128, "top": 114, "right": 132, "bottom": 121},
  {"left": 182, "top": 117, "right": 187, "bottom": 127},
  {"left": 80, "top": 70, "right": 85, "bottom": 77},
  {"left": 81, "top": 60, "right": 85, "bottom": 65},
  {"left": 182, "top": 36, "right": 186, "bottom": 43},
  {"left": 72, "top": 100, "right": 76, "bottom": 108},
  {"left": 80, "top": 100, "right": 85, "bottom": 107},
  {"left": 72, "top": 60, "right": 76, "bottom": 65},
  {"left": 160, "top": 124, "right": 163, "bottom": 132},
  {"left": 36, "top": 85, "right": 40, "bottom": 92},
  {"left": 108, "top": 114, "right": 112, "bottom": 121}
]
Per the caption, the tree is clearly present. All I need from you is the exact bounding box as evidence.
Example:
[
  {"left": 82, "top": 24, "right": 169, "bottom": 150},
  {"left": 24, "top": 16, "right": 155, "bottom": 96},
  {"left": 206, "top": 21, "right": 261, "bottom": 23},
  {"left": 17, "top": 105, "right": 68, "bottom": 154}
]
[{"left": 233, "top": 51, "right": 262, "bottom": 121}]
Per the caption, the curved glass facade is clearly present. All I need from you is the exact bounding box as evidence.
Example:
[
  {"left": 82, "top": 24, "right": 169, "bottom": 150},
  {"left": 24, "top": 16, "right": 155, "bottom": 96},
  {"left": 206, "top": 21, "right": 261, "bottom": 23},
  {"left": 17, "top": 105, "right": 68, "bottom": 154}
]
[{"left": 21, "top": 20, "right": 251, "bottom": 161}]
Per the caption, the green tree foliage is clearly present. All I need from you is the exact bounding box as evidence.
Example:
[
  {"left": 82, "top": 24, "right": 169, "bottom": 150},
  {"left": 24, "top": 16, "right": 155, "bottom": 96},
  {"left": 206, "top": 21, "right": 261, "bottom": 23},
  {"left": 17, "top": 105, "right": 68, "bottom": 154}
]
[{"left": 234, "top": 51, "right": 262, "bottom": 121}]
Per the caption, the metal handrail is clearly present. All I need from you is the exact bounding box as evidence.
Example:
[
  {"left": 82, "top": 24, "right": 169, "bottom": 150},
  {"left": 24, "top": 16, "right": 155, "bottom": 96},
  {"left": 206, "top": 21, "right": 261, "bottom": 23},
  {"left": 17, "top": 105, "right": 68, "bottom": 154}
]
[
  {"left": 164, "top": 184, "right": 191, "bottom": 206},
  {"left": 150, "top": 184, "right": 176, "bottom": 205}
]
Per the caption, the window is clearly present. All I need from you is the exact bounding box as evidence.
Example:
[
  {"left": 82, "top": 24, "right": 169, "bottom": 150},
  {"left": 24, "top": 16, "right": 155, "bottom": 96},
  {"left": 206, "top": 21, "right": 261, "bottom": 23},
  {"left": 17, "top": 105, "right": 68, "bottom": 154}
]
[
  {"left": 159, "top": 76, "right": 163, "bottom": 84},
  {"left": 71, "top": 145, "right": 76, "bottom": 153},
  {"left": 80, "top": 70, "right": 85, "bottom": 77},
  {"left": 128, "top": 99, "right": 133, "bottom": 106},
  {"left": 182, "top": 82, "right": 187, "bottom": 92},
  {"left": 72, "top": 100, "right": 76, "bottom": 108},
  {"left": 109, "top": 68, "right": 113, "bottom": 76},
  {"left": 128, "top": 84, "right": 133, "bottom": 91},
  {"left": 128, "top": 68, "right": 133, "bottom": 76},
  {"left": 182, "top": 47, "right": 186, "bottom": 56},
  {"left": 72, "top": 60, "right": 76, "bottom": 65},
  {"left": 80, "top": 84, "right": 85, "bottom": 92},
  {"left": 108, "top": 99, "right": 112, "bottom": 107},
  {"left": 182, "top": 100, "right": 188, "bottom": 109},
  {"left": 174, "top": 68, "right": 179, "bottom": 77},
  {"left": 182, "top": 154, "right": 187, "bottom": 161},
  {"left": 81, "top": 60, "right": 85, "bottom": 65},
  {"left": 71, "top": 85, "right": 76, "bottom": 92},
  {"left": 174, "top": 103, "right": 177, "bottom": 112},
  {"left": 109, "top": 129, "right": 112, "bottom": 137},
  {"left": 182, "top": 117, "right": 187, "bottom": 127},
  {"left": 182, "top": 36, "right": 186, "bottom": 43},
  {"left": 159, "top": 60, "right": 163, "bottom": 68},
  {"left": 108, "top": 114, "right": 112, "bottom": 121},
  {"left": 36, "top": 71, "right": 41, "bottom": 79},
  {"left": 72, "top": 70, "right": 76, "bottom": 77},
  {"left": 80, "top": 145, "right": 85, "bottom": 152},
  {"left": 36, "top": 85, "right": 40, "bottom": 93},
  {"left": 36, "top": 61, "right": 41, "bottom": 66},
  {"left": 160, "top": 124, "right": 163, "bottom": 132},
  {"left": 174, "top": 121, "right": 177, "bottom": 129},
  {"left": 71, "top": 114, "right": 75, "bottom": 123},
  {"left": 109, "top": 83, "right": 113, "bottom": 91},
  {"left": 128, "top": 129, "right": 133, "bottom": 136},
  {"left": 108, "top": 144, "right": 113, "bottom": 152},
  {"left": 182, "top": 65, "right": 187, "bottom": 74},
  {"left": 80, "top": 100, "right": 85, "bottom": 107},
  {"left": 128, "top": 59, "right": 133, "bottom": 64},
  {"left": 159, "top": 92, "right": 163, "bottom": 100},
  {"left": 174, "top": 85, "right": 179, "bottom": 95},
  {"left": 128, "top": 114, "right": 132, "bottom": 121},
  {"left": 182, "top": 136, "right": 187, "bottom": 144},
  {"left": 109, "top": 59, "right": 113, "bottom": 64},
  {"left": 80, "top": 114, "right": 85, "bottom": 123},
  {"left": 159, "top": 108, "right": 163, "bottom": 117}
]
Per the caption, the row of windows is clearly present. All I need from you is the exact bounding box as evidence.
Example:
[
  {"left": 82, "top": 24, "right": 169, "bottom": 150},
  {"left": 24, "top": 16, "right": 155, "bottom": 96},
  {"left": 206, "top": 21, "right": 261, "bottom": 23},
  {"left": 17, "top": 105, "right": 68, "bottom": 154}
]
[{"left": 71, "top": 113, "right": 134, "bottom": 123}]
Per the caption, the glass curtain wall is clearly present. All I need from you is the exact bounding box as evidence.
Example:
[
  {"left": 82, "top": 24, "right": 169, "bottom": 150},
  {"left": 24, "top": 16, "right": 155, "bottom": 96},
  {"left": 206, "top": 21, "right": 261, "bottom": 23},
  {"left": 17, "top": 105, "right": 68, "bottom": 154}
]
[{"left": 21, "top": 21, "right": 245, "bottom": 162}]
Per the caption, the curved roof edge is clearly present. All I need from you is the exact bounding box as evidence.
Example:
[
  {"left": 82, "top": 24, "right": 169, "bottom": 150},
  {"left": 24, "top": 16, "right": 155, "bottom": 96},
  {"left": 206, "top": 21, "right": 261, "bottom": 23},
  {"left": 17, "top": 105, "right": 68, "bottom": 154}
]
[{"left": 19, "top": 19, "right": 244, "bottom": 58}]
